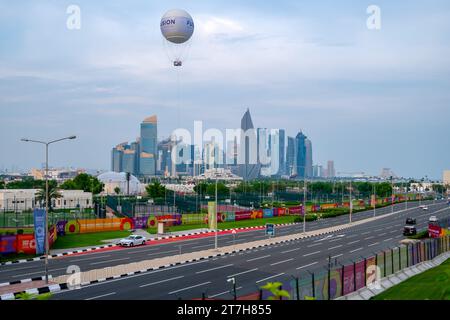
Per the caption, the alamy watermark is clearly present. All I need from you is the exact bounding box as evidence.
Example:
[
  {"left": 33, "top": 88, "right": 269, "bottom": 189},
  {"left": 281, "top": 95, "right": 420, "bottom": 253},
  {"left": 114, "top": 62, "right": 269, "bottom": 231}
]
[
  {"left": 367, "top": 5, "right": 381, "bottom": 30},
  {"left": 66, "top": 5, "right": 81, "bottom": 30}
]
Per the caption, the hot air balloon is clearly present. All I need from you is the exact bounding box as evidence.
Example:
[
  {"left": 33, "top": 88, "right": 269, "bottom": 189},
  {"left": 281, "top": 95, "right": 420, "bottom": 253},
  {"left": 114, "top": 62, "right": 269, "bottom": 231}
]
[{"left": 160, "top": 9, "right": 194, "bottom": 67}]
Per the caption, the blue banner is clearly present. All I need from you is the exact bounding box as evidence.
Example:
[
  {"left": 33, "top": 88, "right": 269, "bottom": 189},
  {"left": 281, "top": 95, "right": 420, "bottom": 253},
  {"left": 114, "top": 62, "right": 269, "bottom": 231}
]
[{"left": 33, "top": 208, "right": 46, "bottom": 255}]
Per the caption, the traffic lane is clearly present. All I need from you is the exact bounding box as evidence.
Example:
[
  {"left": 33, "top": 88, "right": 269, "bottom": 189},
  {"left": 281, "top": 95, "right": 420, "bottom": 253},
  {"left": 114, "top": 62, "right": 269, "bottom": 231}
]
[
  {"left": 0, "top": 200, "right": 441, "bottom": 282},
  {"left": 51, "top": 208, "right": 449, "bottom": 300}
]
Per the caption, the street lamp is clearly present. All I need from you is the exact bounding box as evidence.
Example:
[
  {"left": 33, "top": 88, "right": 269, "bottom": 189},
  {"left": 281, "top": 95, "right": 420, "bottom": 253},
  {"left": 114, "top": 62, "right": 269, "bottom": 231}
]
[
  {"left": 214, "top": 174, "right": 218, "bottom": 251},
  {"left": 21, "top": 135, "right": 76, "bottom": 284},
  {"left": 303, "top": 178, "right": 307, "bottom": 234}
]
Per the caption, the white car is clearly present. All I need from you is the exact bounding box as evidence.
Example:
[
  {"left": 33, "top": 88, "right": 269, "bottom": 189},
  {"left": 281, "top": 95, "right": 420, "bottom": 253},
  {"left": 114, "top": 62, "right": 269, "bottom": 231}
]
[
  {"left": 422, "top": 206, "right": 429, "bottom": 211},
  {"left": 118, "top": 235, "right": 147, "bottom": 247},
  {"left": 429, "top": 216, "right": 438, "bottom": 223}
]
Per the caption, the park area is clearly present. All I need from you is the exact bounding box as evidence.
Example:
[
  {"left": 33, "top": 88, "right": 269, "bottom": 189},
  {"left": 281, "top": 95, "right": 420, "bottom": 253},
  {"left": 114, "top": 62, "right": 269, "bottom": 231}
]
[{"left": 373, "top": 259, "right": 450, "bottom": 300}]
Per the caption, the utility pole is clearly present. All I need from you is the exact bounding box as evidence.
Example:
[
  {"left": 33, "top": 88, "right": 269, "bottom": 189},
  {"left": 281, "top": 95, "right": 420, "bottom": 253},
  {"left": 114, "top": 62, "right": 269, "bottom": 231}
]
[{"left": 303, "top": 177, "right": 307, "bottom": 233}]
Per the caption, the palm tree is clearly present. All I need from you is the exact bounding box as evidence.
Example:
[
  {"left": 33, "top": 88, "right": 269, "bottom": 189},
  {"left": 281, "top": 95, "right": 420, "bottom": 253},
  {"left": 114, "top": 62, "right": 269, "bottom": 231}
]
[{"left": 36, "top": 183, "right": 61, "bottom": 212}]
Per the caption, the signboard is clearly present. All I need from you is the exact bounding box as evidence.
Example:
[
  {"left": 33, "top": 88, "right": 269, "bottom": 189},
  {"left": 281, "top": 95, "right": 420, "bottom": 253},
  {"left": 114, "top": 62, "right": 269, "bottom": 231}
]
[
  {"left": 208, "top": 201, "right": 217, "bottom": 230},
  {"left": 428, "top": 224, "right": 443, "bottom": 238},
  {"left": 266, "top": 223, "right": 275, "bottom": 237},
  {"left": 33, "top": 208, "right": 46, "bottom": 255}
]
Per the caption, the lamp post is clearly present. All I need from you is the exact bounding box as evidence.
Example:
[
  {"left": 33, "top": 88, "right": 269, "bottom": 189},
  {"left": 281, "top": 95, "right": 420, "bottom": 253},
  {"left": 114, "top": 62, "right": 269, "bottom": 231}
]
[
  {"left": 303, "top": 177, "right": 307, "bottom": 233},
  {"left": 214, "top": 174, "right": 218, "bottom": 251},
  {"left": 21, "top": 135, "right": 76, "bottom": 284}
]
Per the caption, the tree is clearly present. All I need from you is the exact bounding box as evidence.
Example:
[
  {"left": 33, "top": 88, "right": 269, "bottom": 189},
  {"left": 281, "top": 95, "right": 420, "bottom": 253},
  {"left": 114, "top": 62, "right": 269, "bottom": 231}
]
[
  {"left": 145, "top": 181, "right": 167, "bottom": 199},
  {"left": 260, "top": 282, "right": 290, "bottom": 300},
  {"left": 0, "top": 180, "right": 4, "bottom": 189},
  {"left": 6, "top": 178, "right": 46, "bottom": 189},
  {"left": 206, "top": 182, "right": 229, "bottom": 197},
  {"left": 375, "top": 183, "right": 392, "bottom": 198},
  {"left": 114, "top": 187, "right": 121, "bottom": 195},
  {"left": 35, "top": 182, "right": 61, "bottom": 212},
  {"left": 60, "top": 173, "right": 104, "bottom": 194}
]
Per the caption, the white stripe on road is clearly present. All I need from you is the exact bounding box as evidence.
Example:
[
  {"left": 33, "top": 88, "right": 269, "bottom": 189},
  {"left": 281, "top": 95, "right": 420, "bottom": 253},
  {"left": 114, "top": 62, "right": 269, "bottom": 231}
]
[
  {"left": 140, "top": 275, "right": 185, "bottom": 288},
  {"left": 196, "top": 264, "right": 234, "bottom": 274},
  {"left": 296, "top": 262, "right": 318, "bottom": 270},
  {"left": 328, "top": 245, "right": 342, "bottom": 250},
  {"left": 246, "top": 255, "right": 271, "bottom": 262},
  {"left": 256, "top": 273, "right": 285, "bottom": 284},
  {"left": 71, "top": 255, "right": 112, "bottom": 262},
  {"left": 361, "top": 231, "right": 371, "bottom": 235},
  {"left": 349, "top": 247, "right": 363, "bottom": 253},
  {"left": 12, "top": 267, "right": 67, "bottom": 278},
  {"left": 270, "top": 258, "right": 294, "bottom": 266},
  {"left": 282, "top": 247, "right": 303, "bottom": 253},
  {"left": 364, "top": 236, "right": 375, "bottom": 240},
  {"left": 368, "top": 242, "right": 380, "bottom": 247},
  {"left": 90, "top": 258, "right": 130, "bottom": 266},
  {"left": 347, "top": 240, "right": 360, "bottom": 245},
  {"left": 383, "top": 238, "right": 393, "bottom": 242},
  {"left": 227, "top": 268, "right": 258, "bottom": 278},
  {"left": 331, "top": 254, "right": 343, "bottom": 259},
  {"left": 147, "top": 250, "right": 178, "bottom": 257},
  {"left": 168, "top": 282, "right": 211, "bottom": 295},
  {"left": 192, "top": 244, "right": 214, "bottom": 249},
  {"left": 306, "top": 243, "right": 323, "bottom": 248},
  {"left": 85, "top": 292, "right": 116, "bottom": 300},
  {"left": 209, "top": 287, "right": 243, "bottom": 299},
  {"left": 303, "top": 251, "right": 321, "bottom": 257}
]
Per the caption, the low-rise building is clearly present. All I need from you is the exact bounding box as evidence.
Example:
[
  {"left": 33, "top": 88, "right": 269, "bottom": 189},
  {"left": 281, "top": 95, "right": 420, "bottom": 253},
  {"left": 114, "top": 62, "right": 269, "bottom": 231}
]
[
  {"left": 443, "top": 170, "right": 450, "bottom": 186},
  {"left": 0, "top": 189, "right": 92, "bottom": 212}
]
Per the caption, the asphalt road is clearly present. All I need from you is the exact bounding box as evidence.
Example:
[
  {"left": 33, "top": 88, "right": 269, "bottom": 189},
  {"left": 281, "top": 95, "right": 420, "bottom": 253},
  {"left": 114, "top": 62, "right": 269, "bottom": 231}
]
[
  {"left": 0, "top": 200, "right": 435, "bottom": 283},
  {"left": 47, "top": 200, "right": 449, "bottom": 300}
]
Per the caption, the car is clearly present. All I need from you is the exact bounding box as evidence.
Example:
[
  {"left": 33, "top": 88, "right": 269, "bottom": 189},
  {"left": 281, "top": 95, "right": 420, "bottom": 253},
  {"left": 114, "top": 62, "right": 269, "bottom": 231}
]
[
  {"left": 118, "top": 235, "right": 147, "bottom": 247},
  {"left": 405, "top": 218, "right": 416, "bottom": 225},
  {"left": 429, "top": 216, "right": 438, "bottom": 223},
  {"left": 422, "top": 206, "right": 429, "bottom": 211},
  {"left": 403, "top": 225, "right": 417, "bottom": 236}
]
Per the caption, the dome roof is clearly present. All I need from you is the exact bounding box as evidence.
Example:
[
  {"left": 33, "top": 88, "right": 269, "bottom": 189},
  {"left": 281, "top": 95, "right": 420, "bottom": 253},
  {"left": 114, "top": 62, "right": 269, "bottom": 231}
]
[{"left": 97, "top": 172, "right": 140, "bottom": 183}]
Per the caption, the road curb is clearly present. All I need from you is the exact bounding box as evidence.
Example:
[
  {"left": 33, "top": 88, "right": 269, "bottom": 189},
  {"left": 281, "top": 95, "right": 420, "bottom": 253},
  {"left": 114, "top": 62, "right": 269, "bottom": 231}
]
[
  {"left": 0, "top": 275, "right": 52, "bottom": 287},
  {"left": 0, "top": 283, "right": 68, "bottom": 301}
]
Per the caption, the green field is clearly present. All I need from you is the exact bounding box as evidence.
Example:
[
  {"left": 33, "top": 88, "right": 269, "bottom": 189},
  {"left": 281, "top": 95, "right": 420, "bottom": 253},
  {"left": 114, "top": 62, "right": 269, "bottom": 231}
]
[
  {"left": 51, "top": 230, "right": 133, "bottom": 250},
  {"left": 373, "top": 259, "right": 450, "bottom": 300},
  {"left": 148, "top": 215, "right": 301, "bottom": 234}
]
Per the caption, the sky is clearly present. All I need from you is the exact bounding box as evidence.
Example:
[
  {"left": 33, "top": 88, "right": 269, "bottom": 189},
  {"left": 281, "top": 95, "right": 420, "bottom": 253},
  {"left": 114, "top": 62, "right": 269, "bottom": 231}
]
[{"left": 0, "top": 0, "right": 449, "bottom": 179}]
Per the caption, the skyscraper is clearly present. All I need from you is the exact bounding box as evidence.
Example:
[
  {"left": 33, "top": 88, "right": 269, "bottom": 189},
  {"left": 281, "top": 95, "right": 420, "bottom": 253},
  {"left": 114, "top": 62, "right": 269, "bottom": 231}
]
[
  {"left": 327, "top": 160, "right": 335, "bottom": 178},
  {"left": 305, "top": 138, "right": 313, "bottom": 178},
  {"left": 295, "top": 132, "right": 307, "bottom": 179},
  {"left": 286, "top": 136, "right": 296, "bottom": 176},
  {"left": 122, "top": 149, "right": 136, "bottom": 175},
  {"left": 140, "top": 115, "right": 157, "bottom": 177},
  {"left": 238, "top": 109, "right": 260, "bottom": 181},
  {"left": 111, "top": 142, "right": 127, "bottom": 173}
]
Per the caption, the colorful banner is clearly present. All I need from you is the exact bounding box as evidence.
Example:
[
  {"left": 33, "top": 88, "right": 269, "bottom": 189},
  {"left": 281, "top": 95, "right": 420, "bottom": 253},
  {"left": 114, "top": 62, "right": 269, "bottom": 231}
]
[
  {"left": 263, "top": 209, "right": 273, "bottom": 218},
  {"left": 33, "top": 208, "right": 46, "bottom": 255},
  {"left": 235, "top": 211, "right": 252, "bottom": 221},
  {"left": 0, "top": 235, "right": 16, "bottom": 254},
  {"left": 208, "top": 202, "right": 217, "bottom": 230}
]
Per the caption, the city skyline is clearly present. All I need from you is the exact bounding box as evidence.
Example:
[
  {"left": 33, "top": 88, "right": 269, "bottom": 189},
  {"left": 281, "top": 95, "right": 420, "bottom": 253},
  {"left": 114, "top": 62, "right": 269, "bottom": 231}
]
[{"left": 1, "top": 1, "right": 449, "bottom": 179}]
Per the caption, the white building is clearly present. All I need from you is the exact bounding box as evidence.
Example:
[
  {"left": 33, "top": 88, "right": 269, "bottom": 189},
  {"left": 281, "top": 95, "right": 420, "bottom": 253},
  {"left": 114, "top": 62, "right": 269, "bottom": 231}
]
[
  {"left": 97, "top": 171, "right": 145, "bottom": 195},
  {"left": 194, "top": 168, "right": 243, "bottom": 182},
  {"left": 443, "top": 170, "right": 450, "bottom": 185},
  {"left": 0, "top": 189, "right": 92, "bottom": 211}
]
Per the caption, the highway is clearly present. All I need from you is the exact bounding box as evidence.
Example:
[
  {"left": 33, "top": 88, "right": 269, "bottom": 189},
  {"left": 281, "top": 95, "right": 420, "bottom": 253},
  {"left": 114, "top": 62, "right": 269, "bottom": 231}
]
[
  {"left": 44, "top": 200, "right": 449, "bottom": 300},
  {"left": 0, "top": 201, "right": 435, "bottom": 284}
]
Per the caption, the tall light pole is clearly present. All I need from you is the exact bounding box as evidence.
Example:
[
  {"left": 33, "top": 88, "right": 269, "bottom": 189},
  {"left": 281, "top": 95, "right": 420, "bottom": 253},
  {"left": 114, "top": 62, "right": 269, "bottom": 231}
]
[
  {"left": 349, "top": 180, "right": 353, "bottom": 223},
  {"left": 303, "top": 177, "right": 307, "bottom": 233},
  {"left": 372, "top": 182, "right": 376, "bottom": 218},
  {"left": 21, "top": 135, "right": 76, "bottom": 284},
  {"left": 391, "top": 176, "right": 394, "bottom": 214},
  {"left": 214, "top": 174, "right": 218, "bottom": 251}
]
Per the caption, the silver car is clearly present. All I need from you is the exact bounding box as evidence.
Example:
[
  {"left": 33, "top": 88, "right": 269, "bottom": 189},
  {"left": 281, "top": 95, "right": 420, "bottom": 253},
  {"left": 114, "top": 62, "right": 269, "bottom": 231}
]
[{"left": 118, "top": 235, "right": 147, "bottom": 247}]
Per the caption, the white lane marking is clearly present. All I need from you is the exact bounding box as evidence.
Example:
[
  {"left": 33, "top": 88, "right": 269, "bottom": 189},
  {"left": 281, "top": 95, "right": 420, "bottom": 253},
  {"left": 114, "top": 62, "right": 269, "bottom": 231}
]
[
  {"left": 379, "top": 233, "right": 387, "bottom": 236},
  {"left": 127, "top": 248, "right": 161, "bottom": 254},
  {"left": 140, "top": 275, "right": 185, "bottom": 288},
  {"left": 328, "top": 245, "right": 343, "bottom": 250},
  {"left": 71, "top": 255, "right": 112, "bottom": 262},
  {"left": 390, "top": 230, "right": 397, "bottom": 234},
  {"left": 307, "top": 243, "right": 323, "bottom": 248},
  {"left": 296, "top": 262, "right": 318, "bottom": 270},
  {"left": 361, "top": 232, "right": 371, "bottom": 235},
  {"left": 192, "top": 244, "right": 214, "bottom": 249},
  {"left": 209, "top": 287, "right": 243, "bottom": 298},
  {"left": 348, "top": 240, "right": 360, "bottom": 245},
  {"left": 329, "top": 238, "right": 343, "bottom": 243},
  {"left": 331, "top": 254, "right": 343, "bottom": 259},
  {"left": 227, "top": 268, "right": 258, "bottom": 278},
  {"left": 383, "top": 238, "right": 393, "bottom": 242},
  {"left": 375, "top": 229, "right": 383, "bottom": 232},
  {"left": 0, "top": 265, "right": 38, "bottom": 273},
  {"left": 349, "top": 247, "right": 363, "bottom": 253},
  {"left": 195, "top": 264, "right": 234, "bottom": 274},
  {"left": 270, "top": 258, "right": 294, "bottom": 266},
  {"left": 346, "top": 235, "right": 358, "bottom": 239},
  {"left": 303, "top": 251, "right": 321, "bottom": 257},
  {"left": 12, "top": 267, "right": 67, "bottom": 278},
  {"left": 246, "top": 255, "right": 271, "bottom": 262},
  {"left": 364, "top": 236, "right": 375, "bottom": 240},
  {"left": 256, "top": 273, "right": 285, "bottom": 284},
  {"left": 85, "top": 292, "right": 116, "bottom": 300},
  {"left": 147, "top": 250, "right": 178, "bottom": 257},
  {"left": 90, "top": 257, "right": 130, "bottom": 266},
  {"left": 168, "top": 281, "right": 211, "bottom": 295},
  {"left": 282, "top": 247, "right": 303, "bottom": 253}
]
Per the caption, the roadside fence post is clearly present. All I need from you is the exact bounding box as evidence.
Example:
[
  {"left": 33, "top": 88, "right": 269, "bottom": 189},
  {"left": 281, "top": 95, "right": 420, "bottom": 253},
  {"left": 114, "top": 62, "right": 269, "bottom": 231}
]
[
  {"left": 327, "top": 266, "right": 331, "bottom": 300},
  {"left": 383, "top": 251, "right": 386, "bottom": 277},
  {"left": 353, "top": 261, "right": 356, "bottom": 292},
  {"left": 295, "top": 277, "right": 300, "bottom": 301},
  {"left": 391, "top": 248, "right": 394, "bottom": 274},
  {"left": 311, "top": 272, "right": 315, "bottom": 299},
  {"left": 341, "top": 265, "right": 345, "bottom": 297},
  {"left": 398, "top": 247, "right": 401, "bottom": 270},
  {"left": 363, "top": 258, "right": 367, "bottom": 287}
]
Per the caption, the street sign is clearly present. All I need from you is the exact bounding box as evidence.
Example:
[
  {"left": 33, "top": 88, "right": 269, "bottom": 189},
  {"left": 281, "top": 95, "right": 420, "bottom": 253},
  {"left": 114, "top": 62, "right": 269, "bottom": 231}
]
[{"left": 266, "top": 223, "right": 275, "bottom": 237}]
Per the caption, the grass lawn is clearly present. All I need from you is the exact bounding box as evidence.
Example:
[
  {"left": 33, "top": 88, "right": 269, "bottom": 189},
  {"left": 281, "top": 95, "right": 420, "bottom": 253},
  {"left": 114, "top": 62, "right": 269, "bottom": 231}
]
[
  {"left": 52, "top": 230, "right": 133, "bottom": 250},
  {"left": 372, "top": 259, "right": 450, "bottom": 300},
  {"left": 148, "top": 215, "right": 298, "bottom": 234},
  {"left": 0, "top": 228, "right": 34, "bottom": 235}
]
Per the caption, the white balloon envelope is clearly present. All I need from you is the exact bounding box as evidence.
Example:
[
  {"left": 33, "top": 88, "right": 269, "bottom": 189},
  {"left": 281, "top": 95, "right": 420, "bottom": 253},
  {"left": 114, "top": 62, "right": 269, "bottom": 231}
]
[{"left": 160, "top": 9, "right": 194, "bottom": 44}]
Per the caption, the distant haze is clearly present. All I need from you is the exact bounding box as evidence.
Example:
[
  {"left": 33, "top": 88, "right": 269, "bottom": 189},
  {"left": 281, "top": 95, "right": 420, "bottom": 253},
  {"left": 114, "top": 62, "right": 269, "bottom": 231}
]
[{"left": 0, "top": 1, "right": 449, "bottom": 180}]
